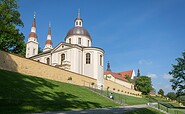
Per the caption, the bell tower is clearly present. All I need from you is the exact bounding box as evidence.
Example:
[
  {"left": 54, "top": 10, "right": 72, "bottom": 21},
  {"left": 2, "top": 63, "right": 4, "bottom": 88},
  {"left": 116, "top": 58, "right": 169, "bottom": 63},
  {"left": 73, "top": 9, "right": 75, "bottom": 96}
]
[{"left": 26, "top": 12, "right": 39, "bottom": 58}]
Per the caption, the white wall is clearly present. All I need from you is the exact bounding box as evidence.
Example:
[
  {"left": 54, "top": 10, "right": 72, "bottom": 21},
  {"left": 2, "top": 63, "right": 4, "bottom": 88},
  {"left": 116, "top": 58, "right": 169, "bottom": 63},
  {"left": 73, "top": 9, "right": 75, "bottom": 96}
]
[
  {"left": 26, "top": 41, "right": 38, "bottom": 58},
  {"left": 66, "top": 35, "right": 91, "bottom": 47}
]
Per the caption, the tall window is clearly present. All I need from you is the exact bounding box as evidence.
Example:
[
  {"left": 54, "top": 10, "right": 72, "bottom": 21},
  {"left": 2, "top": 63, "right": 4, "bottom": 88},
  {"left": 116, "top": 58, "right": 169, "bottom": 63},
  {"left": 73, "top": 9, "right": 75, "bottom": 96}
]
[
  {"left": 46, "top": 58, "right": 50, "bottom": 65},
  {"left": 79, "top": 22, "right": 81, "bottom": 26},
  {"left": 78, "top": 37, "right": 81, "bottom": 45},
  {"left": 33, "top": 48, "right": 35, "bottom": 55},
  {"left": 69, "top": 38, "right": 71, "bottom": 43},
  {"left": 86, "top": 53, "right": 91, "bottom": 64},
  {"left": 87, "top": 40, "right": 90, "bottom": 47},
  {"left": 100, "top": 55, "right": 103, "bottom": 66},
  {"left": 61, "top": 54, "right": 65, "bottom": 64}
]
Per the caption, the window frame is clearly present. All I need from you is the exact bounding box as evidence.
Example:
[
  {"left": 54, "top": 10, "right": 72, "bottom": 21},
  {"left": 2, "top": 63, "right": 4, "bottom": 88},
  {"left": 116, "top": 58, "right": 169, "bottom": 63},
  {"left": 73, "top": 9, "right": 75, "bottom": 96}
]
[{"left": 86, "top": 53, "right": 91, "bottom": 64}]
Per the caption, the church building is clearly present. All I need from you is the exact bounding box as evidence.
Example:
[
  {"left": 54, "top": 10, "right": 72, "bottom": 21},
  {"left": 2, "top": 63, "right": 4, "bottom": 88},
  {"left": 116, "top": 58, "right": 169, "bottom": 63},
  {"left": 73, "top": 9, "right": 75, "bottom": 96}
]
[{"left": 25, "top": 11, "right": 104, "bottom": 87}]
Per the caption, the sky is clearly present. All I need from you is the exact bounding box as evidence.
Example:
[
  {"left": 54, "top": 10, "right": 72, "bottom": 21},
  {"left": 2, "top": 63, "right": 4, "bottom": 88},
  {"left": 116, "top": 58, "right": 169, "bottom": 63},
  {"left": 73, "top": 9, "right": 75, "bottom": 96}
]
[{"left": 18, "top": 0, "right": 185, "bottom": 94}]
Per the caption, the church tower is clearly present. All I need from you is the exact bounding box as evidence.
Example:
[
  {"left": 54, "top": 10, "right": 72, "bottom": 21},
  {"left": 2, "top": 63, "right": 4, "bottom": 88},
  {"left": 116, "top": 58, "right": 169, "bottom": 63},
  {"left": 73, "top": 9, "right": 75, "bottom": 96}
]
[
  {"left": 26, "top": 13, "right": 38, "bottom": 58},
  {"left": 43, "top": 23, "right": 53, "bottom": 52}
]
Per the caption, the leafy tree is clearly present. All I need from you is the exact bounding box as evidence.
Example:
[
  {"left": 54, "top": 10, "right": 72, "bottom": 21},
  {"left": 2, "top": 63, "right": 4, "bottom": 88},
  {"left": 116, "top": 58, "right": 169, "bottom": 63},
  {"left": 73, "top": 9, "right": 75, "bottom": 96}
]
[
  {"left": 38, "top": 47, "right": 43, "bottom": 54},
  {"left": 158, "top": 89, "right": 164, "bottom": 96},
  {"left": 125, "top": 75, "right": 133, "bottom": 83},
  {"left": 169, "top": 51, "right": 185, "bottom": 96},
  {"left": 135, "top": 76, "right": 152, "bottom": 95},
  {"left": 0, "top": 0, "right": 25, "bottom": 56},
  {"left": 166, "top": 92, "right": 176, "bottom": 100},
  {"left": 176, "top": 95, "right": 185, "bottom": 105}
]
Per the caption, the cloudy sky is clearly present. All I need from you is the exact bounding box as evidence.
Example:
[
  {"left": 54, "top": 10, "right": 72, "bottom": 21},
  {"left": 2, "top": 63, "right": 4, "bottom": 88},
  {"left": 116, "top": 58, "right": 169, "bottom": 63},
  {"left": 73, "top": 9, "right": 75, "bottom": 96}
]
[{"left": 18, "top": 0, "right": 185, "bottom": 94}]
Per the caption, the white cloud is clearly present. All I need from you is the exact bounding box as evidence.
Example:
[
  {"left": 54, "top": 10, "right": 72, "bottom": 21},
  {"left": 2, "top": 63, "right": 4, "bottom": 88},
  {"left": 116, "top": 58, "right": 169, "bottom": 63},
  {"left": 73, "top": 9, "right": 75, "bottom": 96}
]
[
  {"left": 139, "top": 59, "right": 153, "bottom": 65},
  {"left": 147, "top": 73, "right": 157, "bottom": 79},
  {"left": 163, "top": 73, "right": 172, "bottom": 79}
]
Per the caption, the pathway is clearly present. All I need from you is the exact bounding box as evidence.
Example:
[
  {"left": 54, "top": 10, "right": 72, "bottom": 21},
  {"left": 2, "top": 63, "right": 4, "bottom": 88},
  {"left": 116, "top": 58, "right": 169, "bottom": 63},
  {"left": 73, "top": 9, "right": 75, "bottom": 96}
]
[{"left": 36, "top": 104, "right": 147, "bottom": 114}]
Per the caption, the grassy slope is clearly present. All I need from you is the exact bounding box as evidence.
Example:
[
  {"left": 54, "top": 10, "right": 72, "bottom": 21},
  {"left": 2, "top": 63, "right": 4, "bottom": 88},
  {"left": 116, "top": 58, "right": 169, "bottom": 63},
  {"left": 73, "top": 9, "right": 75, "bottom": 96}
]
[{"left": 0, "top": 69, "right": 119, "bottom": 113}]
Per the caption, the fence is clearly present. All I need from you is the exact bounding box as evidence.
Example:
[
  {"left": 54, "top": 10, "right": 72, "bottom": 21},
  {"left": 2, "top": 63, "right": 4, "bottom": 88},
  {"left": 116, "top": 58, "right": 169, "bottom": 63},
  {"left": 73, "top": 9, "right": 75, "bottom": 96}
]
[{"left": 151, "top": 102, "right": 185, "bottom": 114}]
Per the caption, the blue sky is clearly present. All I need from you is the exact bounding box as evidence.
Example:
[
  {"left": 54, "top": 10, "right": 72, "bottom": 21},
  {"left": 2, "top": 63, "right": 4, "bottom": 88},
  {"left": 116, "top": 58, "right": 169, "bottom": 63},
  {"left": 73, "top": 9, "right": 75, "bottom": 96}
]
[{"left": 18, "top": 0, "right": 185, "bottom": 94}]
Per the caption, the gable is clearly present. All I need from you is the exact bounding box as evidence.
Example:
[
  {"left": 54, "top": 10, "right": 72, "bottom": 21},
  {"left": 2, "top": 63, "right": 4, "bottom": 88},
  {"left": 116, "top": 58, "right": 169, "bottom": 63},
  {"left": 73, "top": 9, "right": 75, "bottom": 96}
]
[{"left": 51, "top": 42, "right": 73, "bottom": 53}]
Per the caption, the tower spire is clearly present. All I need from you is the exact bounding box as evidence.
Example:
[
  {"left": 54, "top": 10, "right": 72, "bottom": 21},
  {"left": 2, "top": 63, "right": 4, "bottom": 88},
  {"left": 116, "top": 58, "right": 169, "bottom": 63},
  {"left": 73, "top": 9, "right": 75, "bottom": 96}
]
[
  {"left": 26, "top": 12, "right": 38, "bottom": 58},
  {"left": 32, "top": 11, "right": 36, "bottom": 28},
  {"left": 107, "top": 61, "right": 111, "bottom": 71},
  {"left": 137, "top": 69, "right": 140, "bottom": 77},
  {"left": 44, "top": 22, "right": 53, "bottom": 52},
  {"left": 78, "top": 8, "right": 80, "bottom": 18}
]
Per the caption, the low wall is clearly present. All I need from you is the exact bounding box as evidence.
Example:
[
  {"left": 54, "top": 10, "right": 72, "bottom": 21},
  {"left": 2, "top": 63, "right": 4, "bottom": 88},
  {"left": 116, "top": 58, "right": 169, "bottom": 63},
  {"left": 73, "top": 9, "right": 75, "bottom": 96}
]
[
  {"left": 0, "top": 50, "right": 96, "bottom": 87},
  {"left": 0, "top": 50, "right": 141, "bottom": 96},
  {"left": 104, "top": 80, "right": 142, "bottom": 96}
]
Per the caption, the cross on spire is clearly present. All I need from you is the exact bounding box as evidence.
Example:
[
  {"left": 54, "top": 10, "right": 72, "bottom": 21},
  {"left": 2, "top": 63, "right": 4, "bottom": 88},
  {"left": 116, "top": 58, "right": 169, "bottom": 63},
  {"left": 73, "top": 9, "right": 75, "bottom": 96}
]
[
  {"left": 34, "top": 11, "right": 36, "bottom": 19},
  {"left": 78, "top": 8, "right": 80, "bottom": 18}
]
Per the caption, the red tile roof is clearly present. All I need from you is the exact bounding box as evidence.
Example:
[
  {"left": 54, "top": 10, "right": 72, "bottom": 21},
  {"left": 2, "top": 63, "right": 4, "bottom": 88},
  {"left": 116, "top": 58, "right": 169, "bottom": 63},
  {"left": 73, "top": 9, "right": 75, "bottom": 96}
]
[
  {"left": 104, "top": 70, "right": 128, "bottom": 82},
  {"left": 118, "top": 70, "right": 133, "bottom": 78}
]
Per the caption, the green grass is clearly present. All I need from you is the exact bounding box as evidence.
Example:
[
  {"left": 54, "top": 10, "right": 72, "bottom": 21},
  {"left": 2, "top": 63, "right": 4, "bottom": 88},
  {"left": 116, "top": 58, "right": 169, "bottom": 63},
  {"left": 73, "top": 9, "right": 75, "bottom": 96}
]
[
  {"left": 95, "top": 90, "right": 170, "bottom": 105},
  {"left": 154, "top": 103, "right": 185, "bottom": 114},
  {"left": 125, "top": 107, "right": 165, "bottom": 114},
  {"left": 0, "top": 69, "right": 120, "bottom": 113}
]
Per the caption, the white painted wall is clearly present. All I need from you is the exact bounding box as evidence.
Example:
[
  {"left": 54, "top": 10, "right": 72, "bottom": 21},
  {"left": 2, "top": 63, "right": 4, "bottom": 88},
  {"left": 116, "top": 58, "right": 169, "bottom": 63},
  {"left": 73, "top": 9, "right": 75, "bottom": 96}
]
[
  {"left": 26, "top": 41, "right": 38, "bottom": 58},
  {"left": 66, "top": 35, "right": 91, "bottom": 47}
]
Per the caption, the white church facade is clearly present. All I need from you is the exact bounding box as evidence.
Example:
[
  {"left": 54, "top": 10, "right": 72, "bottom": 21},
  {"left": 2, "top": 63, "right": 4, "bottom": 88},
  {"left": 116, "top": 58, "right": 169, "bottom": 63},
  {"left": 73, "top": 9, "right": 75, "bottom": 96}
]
[{"left": 26, "top": 11, "right": 104, "bottom": 87}]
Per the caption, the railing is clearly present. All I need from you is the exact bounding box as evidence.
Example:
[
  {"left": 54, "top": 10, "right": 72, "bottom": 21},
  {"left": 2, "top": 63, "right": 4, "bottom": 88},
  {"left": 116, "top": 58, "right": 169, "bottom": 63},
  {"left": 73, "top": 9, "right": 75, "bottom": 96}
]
[
  {"left": 86, "top": 87, "right": 127, "bottom": 106},
  {"left": 149, "top": 102, "right": 185, "bottom": 114}
]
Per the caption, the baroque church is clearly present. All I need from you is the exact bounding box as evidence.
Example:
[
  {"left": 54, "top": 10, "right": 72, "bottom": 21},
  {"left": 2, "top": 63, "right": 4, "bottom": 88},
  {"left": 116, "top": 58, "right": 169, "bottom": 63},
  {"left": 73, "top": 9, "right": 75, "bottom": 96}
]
[{"left": 25, "top": 11, "right": 104, "bottom": 87}]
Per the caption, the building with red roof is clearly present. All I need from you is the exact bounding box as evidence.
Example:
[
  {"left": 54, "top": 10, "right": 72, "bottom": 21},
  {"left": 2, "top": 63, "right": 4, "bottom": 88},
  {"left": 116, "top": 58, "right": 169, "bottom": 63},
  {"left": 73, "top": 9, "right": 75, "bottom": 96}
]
[{"left": 104, "top": 61, "right": 136, "bottom": 89}]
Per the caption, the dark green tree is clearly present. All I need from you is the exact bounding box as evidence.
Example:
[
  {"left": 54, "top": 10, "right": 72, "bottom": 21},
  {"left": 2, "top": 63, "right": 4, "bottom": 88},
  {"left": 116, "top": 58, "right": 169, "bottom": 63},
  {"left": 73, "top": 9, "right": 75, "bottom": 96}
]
[
  {"left": 0, "top": 0, "right": 25, "bottom": 56},
  {"left": 166, "top": 92, "right": 176, "bottom": 100},
  {"left": 158, "top": 89, "right": 164, "bottom": 96},
  {"left": 169, "top": 51, "right": 185, "bottom": 96},
  {"left": 135, "top": 76, "right": 152, "bottom": 95}
]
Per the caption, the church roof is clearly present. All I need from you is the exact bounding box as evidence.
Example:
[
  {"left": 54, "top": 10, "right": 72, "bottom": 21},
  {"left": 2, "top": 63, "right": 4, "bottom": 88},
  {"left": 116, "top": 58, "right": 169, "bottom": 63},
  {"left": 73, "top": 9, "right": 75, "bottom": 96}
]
[
  {"left": 65, "top": 27, "right": 92, "bottom": 41},
  {"left": 118, "top": 70, "right": 133, "bottom": 77},
  {"left": 45, "top": 40, "right": 52, "bottom": 45},
  {"left": 29, "top": 32, "right": 37, "bottom": 39},
  {"left": 104, "top": 70, "right": 128, "bottom": 82}
]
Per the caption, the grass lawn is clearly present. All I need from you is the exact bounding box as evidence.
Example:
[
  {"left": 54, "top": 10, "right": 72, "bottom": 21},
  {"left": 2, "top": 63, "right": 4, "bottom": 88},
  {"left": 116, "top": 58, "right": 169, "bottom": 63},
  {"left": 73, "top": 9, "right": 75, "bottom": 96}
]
[
  {"left": 125, "top": 107, "right": 165, "bottom": 114},
  {"left": 0, "top": 69, "right": 120, "bottom": 113},
  {"left": 114, "top": 93, "right": 148, "bottom": 105}
]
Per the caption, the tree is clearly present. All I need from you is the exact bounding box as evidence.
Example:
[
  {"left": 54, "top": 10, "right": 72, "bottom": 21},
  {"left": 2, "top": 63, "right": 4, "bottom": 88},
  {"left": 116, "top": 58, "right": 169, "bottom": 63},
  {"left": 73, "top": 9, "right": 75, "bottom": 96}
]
[
  {"left": 125, "top": 75, "right": 133, "bottom": 83},
  {"left": 135, "top": 76, "right": 152, "bottom": 95},
  {"left": 169, "top": 51, "right": 185, "bottom": 96},
  {"left": 0, "top": 0, "right": 25, "bottom": 56},
  {"left": 158, "top": 89, "right": 164, "bottom": 96},
  {"left": 166, "top": 92, "right": 177, "bottom": 100}
]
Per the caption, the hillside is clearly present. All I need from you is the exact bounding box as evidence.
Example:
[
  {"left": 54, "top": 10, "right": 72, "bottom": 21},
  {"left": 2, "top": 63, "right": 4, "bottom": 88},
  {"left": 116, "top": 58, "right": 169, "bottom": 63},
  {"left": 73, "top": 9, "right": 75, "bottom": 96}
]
[{"left": 0, "top": 69, "right": 119, "bottom": 113}]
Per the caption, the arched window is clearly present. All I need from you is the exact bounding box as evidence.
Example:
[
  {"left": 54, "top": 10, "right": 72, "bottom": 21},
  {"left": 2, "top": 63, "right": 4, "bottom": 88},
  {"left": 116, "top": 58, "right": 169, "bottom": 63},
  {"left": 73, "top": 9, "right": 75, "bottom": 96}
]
[
  {"left": 61, "top": 54, "right": 65, "bottom": 64},
  {"left": 86, "top": 53, "right": 91, "bottom": 64},
  {"left": 46, "top": 58, "right": 50, "bottom": 65},
  {"left": 100, "top": 55, "right": 102, "bottom": 66},
  {"left": 79, "top": 22, "right": 81, "bottom": 25}
]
